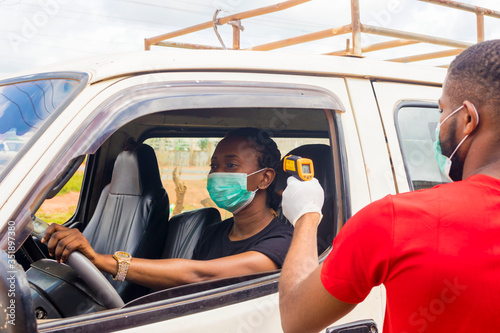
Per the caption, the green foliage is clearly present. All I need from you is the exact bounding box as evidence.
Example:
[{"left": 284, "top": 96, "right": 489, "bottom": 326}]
[
  {"left": 197, "top": 138, "right": 209, "bottom": 150},
  {"left": 57, "top": 171, "right": 84, "bottom": 196}
]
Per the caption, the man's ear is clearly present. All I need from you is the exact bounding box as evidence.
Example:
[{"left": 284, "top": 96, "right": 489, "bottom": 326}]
[
  {"left": 258, "top": 168, "right": 276, "bottom": 190},
  {"left": 463, "top": 100, "right": 479, "bottom": 135}
]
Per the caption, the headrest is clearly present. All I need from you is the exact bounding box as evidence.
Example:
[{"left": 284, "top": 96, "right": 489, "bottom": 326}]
[
  {"left": 109, "top": 144, "right": 163, "bottom": 196},
  {"left": 275, "top": 144, "right": 333, "bottom": 195}
]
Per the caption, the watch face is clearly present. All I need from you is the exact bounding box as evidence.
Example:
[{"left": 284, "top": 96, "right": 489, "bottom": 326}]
[{"left": 115, "top": 251, "right": 131, "bottom": 260}]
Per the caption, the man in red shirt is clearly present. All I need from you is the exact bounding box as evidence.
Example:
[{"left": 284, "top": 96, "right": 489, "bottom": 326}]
[{"left": 279, "top": 39, "right": 500, "bottom": 333}]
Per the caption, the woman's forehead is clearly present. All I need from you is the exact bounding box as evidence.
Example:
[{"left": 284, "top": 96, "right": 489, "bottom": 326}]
[{"left": 214, "top": 137, "right": 259, "bottom": 160}]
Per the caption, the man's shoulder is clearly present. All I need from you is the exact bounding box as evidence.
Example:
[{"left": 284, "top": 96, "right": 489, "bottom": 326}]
[{"left": 392, "top": 174, "right": 499, "bottom": 204}]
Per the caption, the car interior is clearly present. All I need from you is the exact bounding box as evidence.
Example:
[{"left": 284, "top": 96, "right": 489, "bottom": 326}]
[{"left": 14, "top": 104, "right": 341, "bottom": 320}]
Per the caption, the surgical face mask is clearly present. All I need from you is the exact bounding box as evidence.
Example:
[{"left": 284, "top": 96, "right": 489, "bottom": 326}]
[
  {"left": 206, "top": 168, "right": 266, "bottom": 214},
  {"left": 433, "top": 104, "right": 479, "bottom": 181}
]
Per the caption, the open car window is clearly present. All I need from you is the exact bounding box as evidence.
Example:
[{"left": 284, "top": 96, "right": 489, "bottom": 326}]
[{"left": 143, "top": 136, "right": 330, "bottom": 221}]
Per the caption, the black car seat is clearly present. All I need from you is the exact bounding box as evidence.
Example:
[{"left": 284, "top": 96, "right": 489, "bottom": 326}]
[
  {"left": 161, "top": 207, "right": 221, "bottom": 259},
  {"left": 83, "top": 144, "right": 170, "bottom": 301},
  {"left": 276, "top": 144, "right": 336, "bottom": 255}
]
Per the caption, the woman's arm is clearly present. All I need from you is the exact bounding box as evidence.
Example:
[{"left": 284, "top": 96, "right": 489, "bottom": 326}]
[
  {"left": 42, "top": 223, "right": 278, "bottom": 289},
  {"left": 114, "top": 251, "right": 277, "bottom": 289}
]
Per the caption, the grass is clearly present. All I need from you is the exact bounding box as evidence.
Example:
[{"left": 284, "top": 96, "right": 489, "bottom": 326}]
[
  {"left": 36, "top": 171, "right": 84, "bottom": 224},
  {"left": 38, "top": 207, "right": 77, "bottom": 225},
  {"left": 57, "top": 171, "right": 84, "bottom": 196}
]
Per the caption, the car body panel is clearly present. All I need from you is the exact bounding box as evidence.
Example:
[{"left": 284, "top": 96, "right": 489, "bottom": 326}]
[
  {"left": 345, "top": 78, "right": 397, "bottom": 203},
  {"left": 372, "top": 82, "right": 442, "bottom": 193},
  {"left": 0, "top": 50, "right": 446, "bottom": 87}
]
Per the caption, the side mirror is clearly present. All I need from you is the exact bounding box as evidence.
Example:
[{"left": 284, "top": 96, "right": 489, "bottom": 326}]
[{"left": 0, "top": 251, "right": 37, "bottom": 332}]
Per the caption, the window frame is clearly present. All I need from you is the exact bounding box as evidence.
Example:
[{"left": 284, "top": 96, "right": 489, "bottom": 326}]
[
  {"left": 394, "top": 100, "right": 442, "bottom": 191},
  {"left": 0, "top": 72, "right": 89, "bottom": 182}
]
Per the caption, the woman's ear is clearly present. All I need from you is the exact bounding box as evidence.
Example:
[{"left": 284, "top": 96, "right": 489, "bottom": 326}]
[{"left": 258, "top": 168, "right": 276, "bottom": 190}]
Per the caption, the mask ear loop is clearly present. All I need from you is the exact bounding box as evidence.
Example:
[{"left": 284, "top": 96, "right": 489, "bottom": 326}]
[
  {"left": 246, "top": 167, "right": 268, "bottom": 192},
  {"left": 447, "top": 103, "right": 480, "bottom": 162},
  {"left": 440, "top": 105, "right": 464, "bottom": 126},
  {"left": 247, "top": 167, "right": 268, "bottom": 177},
  {"left": 471, "top": 103, "right": 480, "bottom": 126}
]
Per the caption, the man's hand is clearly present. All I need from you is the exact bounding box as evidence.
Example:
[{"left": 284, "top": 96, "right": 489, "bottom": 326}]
[
  {"left": 282, "top": 177, "right": 324, "bottom": 226},
  {"left": 41, "top": 224, "right": 99, "bottom": 264}
]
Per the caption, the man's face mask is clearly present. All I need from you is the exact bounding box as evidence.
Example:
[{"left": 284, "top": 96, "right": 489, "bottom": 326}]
[
  {"left": 433, "top": 103, "right": 479, "bottom": 181},
  {"left": 206, "top": 168, "right": 266, "bottom": 214}
]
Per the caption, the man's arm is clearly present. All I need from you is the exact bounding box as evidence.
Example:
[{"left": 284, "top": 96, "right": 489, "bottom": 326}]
[
  {"left": 279, "top": 213, "right": 355, "bottom": 333},
  {"left": 42, "top": 223, "right": 278, "bottom": 289},
  {"left": 279, "top": 178, "right": 356, "bottom": 333}
]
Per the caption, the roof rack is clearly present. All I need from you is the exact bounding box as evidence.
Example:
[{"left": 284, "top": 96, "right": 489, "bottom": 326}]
[{"left": 144, "top": 0, "right": 500, "bottom": 65}]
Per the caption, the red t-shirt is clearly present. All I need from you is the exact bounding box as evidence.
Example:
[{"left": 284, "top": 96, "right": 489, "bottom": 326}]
[{"left": 321, "top": 174, "right": 500, "bottom": 333}]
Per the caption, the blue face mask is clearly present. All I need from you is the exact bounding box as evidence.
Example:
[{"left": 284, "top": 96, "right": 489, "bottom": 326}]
[
  {"left": 433, "top": 104, "right": 479, "bottom": 181},
  {"left": 207, "top": 168, "right": 266, "bottom": 214}
]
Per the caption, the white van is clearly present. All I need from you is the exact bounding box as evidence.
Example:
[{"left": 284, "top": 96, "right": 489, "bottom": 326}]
[{"left": 0, "top": 48, "right": 447, "bottom": 332}]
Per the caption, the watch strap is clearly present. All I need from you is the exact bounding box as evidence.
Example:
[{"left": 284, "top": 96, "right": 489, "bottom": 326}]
[{"left": 113, "top": 251, "right": 131, "bottom": 282}]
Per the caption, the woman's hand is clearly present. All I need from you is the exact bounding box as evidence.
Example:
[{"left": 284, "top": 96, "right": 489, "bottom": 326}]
[{"left": 41, "top": 224, "right": 100, "bottom": 265}]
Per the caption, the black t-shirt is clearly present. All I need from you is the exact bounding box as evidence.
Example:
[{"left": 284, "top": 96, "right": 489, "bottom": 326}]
[{"left": 192, "top": 217, "right": 294, "bottom": 268}]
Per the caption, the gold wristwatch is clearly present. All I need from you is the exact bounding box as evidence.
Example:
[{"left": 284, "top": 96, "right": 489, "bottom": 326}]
[{"left": 112, "top": 251, "right": 132, "bottom": 282}]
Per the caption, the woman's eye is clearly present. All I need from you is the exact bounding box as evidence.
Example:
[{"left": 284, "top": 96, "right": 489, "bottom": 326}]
[
  {"left": 226, "top": 163, "right": 236, "bottom": 169},
  {"left": 209, "top": 164, "right": 217, "bottom": 170}
]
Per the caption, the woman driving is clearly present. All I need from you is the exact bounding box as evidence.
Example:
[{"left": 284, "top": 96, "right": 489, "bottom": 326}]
[{"left": 42, "top": 127, "right": 293, "bottom": 290}]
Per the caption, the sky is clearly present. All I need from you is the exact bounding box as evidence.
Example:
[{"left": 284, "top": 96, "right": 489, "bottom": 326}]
[{"left": 1, "top": 0, "right": 500, "bottom": 77}]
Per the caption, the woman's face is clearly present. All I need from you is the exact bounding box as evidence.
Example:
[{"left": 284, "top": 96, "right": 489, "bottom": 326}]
[
  {"left": 209, "top": 136, "right": 264, "bottom": 191},
  {"left": 210, "top": 136, "right": 260, "bottom": 174},
  {"left": 208, "top": 135, "right": 278, "bottom": 209}
]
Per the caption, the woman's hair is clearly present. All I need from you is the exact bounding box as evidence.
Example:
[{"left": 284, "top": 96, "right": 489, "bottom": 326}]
[{"left": 224, "top": 127, "right": 282, "bottom": 210}]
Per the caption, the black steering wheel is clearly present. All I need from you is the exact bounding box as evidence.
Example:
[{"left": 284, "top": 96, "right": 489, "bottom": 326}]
[{"left": 32, "top": 216, "right": 124, "bottom": 309}]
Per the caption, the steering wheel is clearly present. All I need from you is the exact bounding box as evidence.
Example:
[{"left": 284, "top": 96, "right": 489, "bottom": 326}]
[{"left": 32, "top": 216, "right": 124, "bottom": 309}]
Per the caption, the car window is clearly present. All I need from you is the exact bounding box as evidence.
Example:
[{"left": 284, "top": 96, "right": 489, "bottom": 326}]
[
  {"left": 144, "top": 137, "right": 330, "bottom": 220},
  {"left": 395, "top": 103, "right": 449, "bottom": 190},
  {"left": 36, "top": 158, "right": 86, "bottom": 225},
  {"left": 0, "top": 77, "right": 83, "bottom": 178}
]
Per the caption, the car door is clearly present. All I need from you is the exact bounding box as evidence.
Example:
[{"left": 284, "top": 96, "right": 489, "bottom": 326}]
[
  {"left": 371, "top": 81, "right": 444, "bottom": 194},
  {"left": 1, "top": 70, "right": 386, "bottom": 332}
]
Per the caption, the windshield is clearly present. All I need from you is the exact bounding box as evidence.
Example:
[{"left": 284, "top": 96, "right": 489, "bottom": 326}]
[{"left": 0, "top": 78, "right": 82, "bottom": 177}]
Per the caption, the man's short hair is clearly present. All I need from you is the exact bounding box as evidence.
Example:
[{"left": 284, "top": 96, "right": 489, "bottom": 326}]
[{"left": 447, "top": 39, "right": 500, "bottom": 113}]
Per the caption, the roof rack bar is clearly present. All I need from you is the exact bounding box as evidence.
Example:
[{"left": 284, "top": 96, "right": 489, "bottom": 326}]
[
  {"left": 361, "top": 24, "right": 473, "bottom": 49},
  {"left": 362, "top": 39, "right": 421, "bottom": 53},
  {"left": 247, "top": 24, "right": 352, "bottom": 51},
  {"left": 351, "top": 0, "right": 361, "bottom": 56},
  {"left": 477, "top": 12, "right": 485, "bottom": 42},
  {"left": 145, "top": 0, "right": 498, "bottom": 66},
  {"left": 324, "top": 39, "right": 420, "bottom": 56},
  {"left": 144, "top": 0, "right": 311, "bottom": 50},
  {"left": 156, "top": 41, "right": 224, "bottom": 50},
  {"left": 419, "top": 0, "right": 500, "bottom": 43},
  {"left": 387, "top": 48, "right": 463, "bottom": 63},
  {"left": 419, "top": 0, "right": 500, "bottom": 19}
]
